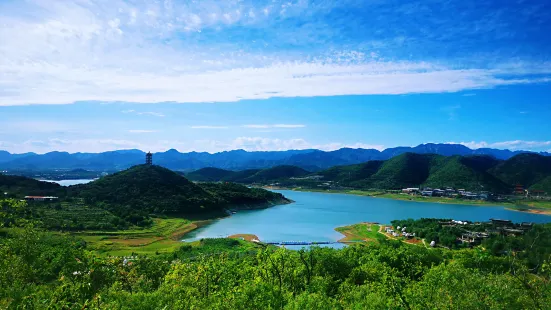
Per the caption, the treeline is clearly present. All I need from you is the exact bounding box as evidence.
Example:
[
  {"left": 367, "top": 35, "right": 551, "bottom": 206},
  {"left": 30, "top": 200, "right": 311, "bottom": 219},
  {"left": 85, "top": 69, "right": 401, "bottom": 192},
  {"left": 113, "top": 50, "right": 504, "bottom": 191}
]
[
  {"left": 1, "top": 165, "right": 290, "bottom": 230},
  {"left": 188, "top": 153, "right": 551, "bottom": 194},
  {"left": 1, "top": 227, "right": 550, "bottom": 308},
  {"left": 2, "top": 200, "right": 551, "bottom": 309}
]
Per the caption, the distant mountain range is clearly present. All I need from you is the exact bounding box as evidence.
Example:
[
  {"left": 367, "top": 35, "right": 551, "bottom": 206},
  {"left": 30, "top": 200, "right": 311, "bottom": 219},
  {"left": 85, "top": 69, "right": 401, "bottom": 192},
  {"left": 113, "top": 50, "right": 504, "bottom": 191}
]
[
  {"left": 187, "top": 153, "right": 551, "bottom": 194},
  {"left": 1, "top": 143, "right": 550, "bottom": 172}
]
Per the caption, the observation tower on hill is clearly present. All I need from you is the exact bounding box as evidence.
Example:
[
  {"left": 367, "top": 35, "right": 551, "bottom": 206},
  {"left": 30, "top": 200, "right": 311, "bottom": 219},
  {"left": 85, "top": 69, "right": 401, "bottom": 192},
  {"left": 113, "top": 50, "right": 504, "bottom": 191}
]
[{"left": 146, "top": 152, "right": 153, "bottom": 165}]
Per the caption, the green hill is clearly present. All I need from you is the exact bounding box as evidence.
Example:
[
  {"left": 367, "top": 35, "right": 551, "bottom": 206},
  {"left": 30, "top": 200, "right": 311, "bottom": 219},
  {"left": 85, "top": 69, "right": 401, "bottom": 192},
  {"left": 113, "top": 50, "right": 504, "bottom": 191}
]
[
  {"left": 185, "top": 167, "right": 236, "bottom": 182},
  {"left": 242, "top": 165, "right": 309, "bottom": 183},
  {"left": 490, "top": 153, "right": 551, "bottom": 188},
  {"left": 423, "top": 156, "right": 508, "bottom": 192},
  {"left": 0, "top": 174, "right": 62, "bottom": 197},
  {"left": 314, "top": 153, "right": 510, "bottom": 192},
  {"left": 365, "top": 153, "right": 446, "bottom": 189},
  {"left": 186, "top": 165, "right": 309, "bottom": 184},
  {"left": 317, "top": 160, "right": 384, "bottom": 186},
  {"left": 71, "top": 165, "right": 288, "bottom": 216},
  {"left": 223, "top": 169, "right": 261, "bottom": 182},
  {"left": 529, "top": 175, "right": 551, "bottom": 194}
]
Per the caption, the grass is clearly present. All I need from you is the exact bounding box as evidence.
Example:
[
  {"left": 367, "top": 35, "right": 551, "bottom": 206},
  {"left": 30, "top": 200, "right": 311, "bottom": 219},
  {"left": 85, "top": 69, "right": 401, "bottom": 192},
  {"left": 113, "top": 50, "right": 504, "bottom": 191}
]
[
  {"left": 335, "top": 223, "right": 385, "bottom": 244},
  {"left": 72, "top": 218, "right": 203, "bottom": 256}
]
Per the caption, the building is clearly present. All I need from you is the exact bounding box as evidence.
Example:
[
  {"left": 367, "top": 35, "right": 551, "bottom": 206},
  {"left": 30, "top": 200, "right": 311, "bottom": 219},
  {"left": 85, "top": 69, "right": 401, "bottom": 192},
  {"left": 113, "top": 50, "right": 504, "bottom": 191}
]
[
  {"left": 146, "top": 152, "right": 153, "bottom": 165},
  {"left": 514, "top": 184, "right": 525, "bottom": 195},
  {"left": 24, "top": 196, "right": 58, "bottom": 202}
]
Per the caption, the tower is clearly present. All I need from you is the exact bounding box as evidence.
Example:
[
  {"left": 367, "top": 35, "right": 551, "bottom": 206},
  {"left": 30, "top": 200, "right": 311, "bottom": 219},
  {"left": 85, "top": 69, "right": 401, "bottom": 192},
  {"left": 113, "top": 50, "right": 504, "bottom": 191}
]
[{"left": 146, "top": 152, "right": 153, "bottom": 165}]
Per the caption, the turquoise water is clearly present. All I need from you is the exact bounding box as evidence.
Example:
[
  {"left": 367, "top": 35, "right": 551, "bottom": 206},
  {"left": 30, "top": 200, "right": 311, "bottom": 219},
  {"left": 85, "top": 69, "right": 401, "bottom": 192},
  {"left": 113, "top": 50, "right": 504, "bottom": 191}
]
[{"left": 184, "top": 190, "right": 551, "bottom": 243}]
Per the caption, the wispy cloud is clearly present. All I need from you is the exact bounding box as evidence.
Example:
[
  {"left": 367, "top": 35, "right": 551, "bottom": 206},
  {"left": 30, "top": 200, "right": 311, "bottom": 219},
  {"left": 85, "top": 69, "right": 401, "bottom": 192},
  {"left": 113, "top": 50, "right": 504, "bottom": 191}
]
[
  {"left": 0, "top": 0, "right": 549, "bottom": 106},
  {"left": 122, "top": 110, "right": 165, "bottom": 117},
  {"left": 128, "top": 129, "right": 158, "bottom": 133},
  {"left": 242, "top": 124, "right": 306, "bottom": 129},
  {"left": 190, "top": 126, "right": 229, "bottom": 129},
  {"left": 449, "top": 140, "right": 551, "bottom": 151},
  {"left": 441, "top": 104, "right": 461, "bottom": 121}
]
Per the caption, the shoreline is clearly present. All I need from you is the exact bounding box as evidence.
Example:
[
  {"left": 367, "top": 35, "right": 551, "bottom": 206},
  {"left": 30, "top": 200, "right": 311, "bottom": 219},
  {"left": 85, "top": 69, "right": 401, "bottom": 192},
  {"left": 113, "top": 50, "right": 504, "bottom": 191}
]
[
  {"left": 179, "top": 198, "right": 293, "bottom": 240},
  {"left": 264, "top": 186, "right": 551, "bottom": 216}
]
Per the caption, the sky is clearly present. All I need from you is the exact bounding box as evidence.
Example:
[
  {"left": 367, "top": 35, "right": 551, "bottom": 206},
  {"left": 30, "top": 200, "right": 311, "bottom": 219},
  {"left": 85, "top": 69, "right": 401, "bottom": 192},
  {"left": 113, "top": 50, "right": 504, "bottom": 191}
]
[{"left": 1, "top": 0, "right": 550, "bottom": 154}]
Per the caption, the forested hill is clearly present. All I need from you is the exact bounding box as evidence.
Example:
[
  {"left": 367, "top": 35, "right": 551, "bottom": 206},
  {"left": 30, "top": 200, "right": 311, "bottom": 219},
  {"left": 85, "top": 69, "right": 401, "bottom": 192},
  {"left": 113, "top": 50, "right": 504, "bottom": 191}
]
[
  {"left": 187, "top": 153, "right": 551, "bottom": 193},
  {"left": 186, "top": 165, "right": 309, "bottom": 183},
  {"left": 318, "top": 153, "right": 551, "bottom": 193},
  {"left": 0, "top": 173, "right": 62, "bottom": 197},
  {"left": 68, "top": 165, "right": 289, "bottom": 215}
]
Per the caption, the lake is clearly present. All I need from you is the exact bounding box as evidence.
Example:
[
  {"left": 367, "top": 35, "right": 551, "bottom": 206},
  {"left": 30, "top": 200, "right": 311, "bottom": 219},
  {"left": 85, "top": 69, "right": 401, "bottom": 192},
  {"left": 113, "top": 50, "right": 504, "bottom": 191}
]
[
  {"left": 40, "top": 179, "right": 96, "bottom": 186},
  {"left": 184, "top": 190, "right": 551, "bottom": 244}
]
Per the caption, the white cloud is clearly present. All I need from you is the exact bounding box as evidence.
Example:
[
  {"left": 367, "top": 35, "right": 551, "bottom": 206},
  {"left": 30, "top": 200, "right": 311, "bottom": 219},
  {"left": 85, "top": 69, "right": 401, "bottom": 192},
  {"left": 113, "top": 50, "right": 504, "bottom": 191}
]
[
  {"left": 128, "top": 129, "right": 158, "bottom": 133},
  {"left": 190, "top": 126, "right": 229, "bottom": 129},
  {"left": 122, "top": 110, "right": 165, "bottom": 117},
  {"left": 224, "top": 137, "right": 383, "bottom": 152},
  {"left": 0, "top": 1, "right": 549, "bottom": 106},
  {"left": 448, "top": 140, "right": 551, "bottom": 151},
  {"left": 242, "top": 124, "right": 306, "bottom": 129}
]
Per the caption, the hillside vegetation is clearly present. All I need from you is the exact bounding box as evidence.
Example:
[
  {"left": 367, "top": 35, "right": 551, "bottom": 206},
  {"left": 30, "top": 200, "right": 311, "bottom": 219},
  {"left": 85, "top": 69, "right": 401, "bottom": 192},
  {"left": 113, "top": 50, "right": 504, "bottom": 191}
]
[
  {"left": 2, "top": 165, "right": 290, "bottom": 230},
  {"left": 2, "top": 201, "right": 551, "bottom": 309},
  {"left": 490, "top": 153, "right": 551, "bottom": 189},
  {"left": 187, "top": 153, "right": 551, "bottom": 193},
  {"left": 187, "top": 165, "right": 309, "bottom": 184},
  {"left": 0, "top": 174, "right": 62, "bottom": 197},
  {"left": 69, "top": 165, "right": 289, "bottom": 216}
]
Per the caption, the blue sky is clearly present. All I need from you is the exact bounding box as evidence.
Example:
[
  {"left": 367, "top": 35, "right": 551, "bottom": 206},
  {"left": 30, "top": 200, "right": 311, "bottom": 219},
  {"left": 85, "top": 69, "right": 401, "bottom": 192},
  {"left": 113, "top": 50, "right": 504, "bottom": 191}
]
[{"left": 1, "top": 0, "right": 550, "bottom": 153}]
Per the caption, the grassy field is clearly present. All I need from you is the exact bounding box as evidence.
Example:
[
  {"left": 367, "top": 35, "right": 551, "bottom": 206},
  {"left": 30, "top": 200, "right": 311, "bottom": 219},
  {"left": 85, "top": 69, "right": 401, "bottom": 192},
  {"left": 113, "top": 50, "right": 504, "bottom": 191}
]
[
  {"left": 72, "top": 218, "right": 206, "bottom": 256},
  {"left": 335, "top": 223, "right": 386, "bottom": 243}
]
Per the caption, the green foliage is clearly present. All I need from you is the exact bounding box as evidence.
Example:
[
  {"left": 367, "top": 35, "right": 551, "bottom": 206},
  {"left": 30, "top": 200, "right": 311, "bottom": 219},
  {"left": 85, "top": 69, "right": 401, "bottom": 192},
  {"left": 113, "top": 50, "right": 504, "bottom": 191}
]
[
  {"left": 1, "top": 198, "right": 28, "bottom": 227},
  {"left": 424, "top": 156, "right": 508, "bottom": 192},
  {"left": 185, "top": 167, "right": 237, "bottom": 182},
  {"left": 314, "top": 153, "right": 514, "bottom": 192},
  {"left": 200, "top": 182, "right": 288, "bottom": 206},
  {"left": 317, "top": 160, "right": 383, "bottom": 186},
  {"left": 67, "top": 165, "right": 287, "bottom": 227},
  {"left": 187, "top": 165, "right": 309, "bottom": 184},
  {"left": 490, "top": 153, "right": 551, "bottom": 189},
  {"left": 1, "top": 223, "right": 551, "bottom": 309},
  {"left": 0, "top": 173, "right": 62, "bottom": 197}
]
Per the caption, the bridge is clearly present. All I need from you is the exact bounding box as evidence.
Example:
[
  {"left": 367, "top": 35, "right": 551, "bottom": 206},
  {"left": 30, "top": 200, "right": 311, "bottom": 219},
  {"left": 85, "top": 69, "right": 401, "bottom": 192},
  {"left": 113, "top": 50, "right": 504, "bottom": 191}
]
[{"left": 265, "top": 241, "right": 338, "bottom": 246}]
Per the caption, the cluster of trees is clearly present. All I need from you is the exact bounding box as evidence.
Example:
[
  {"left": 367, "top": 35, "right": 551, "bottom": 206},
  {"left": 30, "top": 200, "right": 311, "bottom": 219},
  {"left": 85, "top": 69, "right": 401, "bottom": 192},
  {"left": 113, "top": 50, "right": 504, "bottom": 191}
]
[
  {"left": 186, "top": 166, "right": 310, "bottom": 184},
  {"left": 1, "top": 165, "right": 290, "bottom": 230},
  {"left": 391, "top": 218, "right": 468, "bottom": 248},
  {"left": 69, "top": 165, "right": 288, "bottom": 219},
  {"left": 2, "top": 200, "right": 551, "bottom": 309},
  {"left": 187, "top": 152, "right": 551, "bottom": 193}
]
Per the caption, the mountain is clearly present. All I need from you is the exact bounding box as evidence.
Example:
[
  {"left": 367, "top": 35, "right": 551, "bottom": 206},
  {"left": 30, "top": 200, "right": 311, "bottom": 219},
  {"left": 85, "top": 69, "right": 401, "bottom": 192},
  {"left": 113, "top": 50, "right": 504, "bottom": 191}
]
[
  {"left": 312, "top": 153, "right": 548, "bottom": 193},
  {"left": 69, "top": 165, "right": 288, "bottom": 216},
  {"left": 489, "top": 154, "right": 551, "bottom": 190},
  {"left": 423, "top": 156, "right": 507, "bottom": 192},
  {"left": 317, "top": 160, "right": 384, "bottom": 185},
  {"left": 185, "top": 167, "right": 237, "bottom": 182},
  {"left": 241, "top": 165, "right": 310, "bottom": 183},
  {"left": 186, "top": 165, "right": 309, "bottom": 184},
  {"left": 363, "top": 153, "right": 446, "bottom": 189},
  {"left": 1, "top": 143, "right": 550, "bottom": 172}
]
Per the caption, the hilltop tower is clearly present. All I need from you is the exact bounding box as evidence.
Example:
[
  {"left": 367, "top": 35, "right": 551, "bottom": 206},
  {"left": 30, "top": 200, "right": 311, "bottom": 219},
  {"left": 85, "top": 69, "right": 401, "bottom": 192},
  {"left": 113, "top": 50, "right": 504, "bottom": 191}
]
[{"left": 146, "top": 152, "right": 153, "bottom": 165}]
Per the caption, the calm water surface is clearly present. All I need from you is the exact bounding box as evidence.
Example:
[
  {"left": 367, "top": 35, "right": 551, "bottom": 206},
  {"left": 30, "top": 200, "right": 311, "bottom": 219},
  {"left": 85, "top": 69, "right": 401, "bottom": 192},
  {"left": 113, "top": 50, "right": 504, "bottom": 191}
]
[
  {"left": 41, "top": 179, "right": 96, "bottom": 186},
  {"left": 184, "top": 190, "right": 551, "bottom": 243}
]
